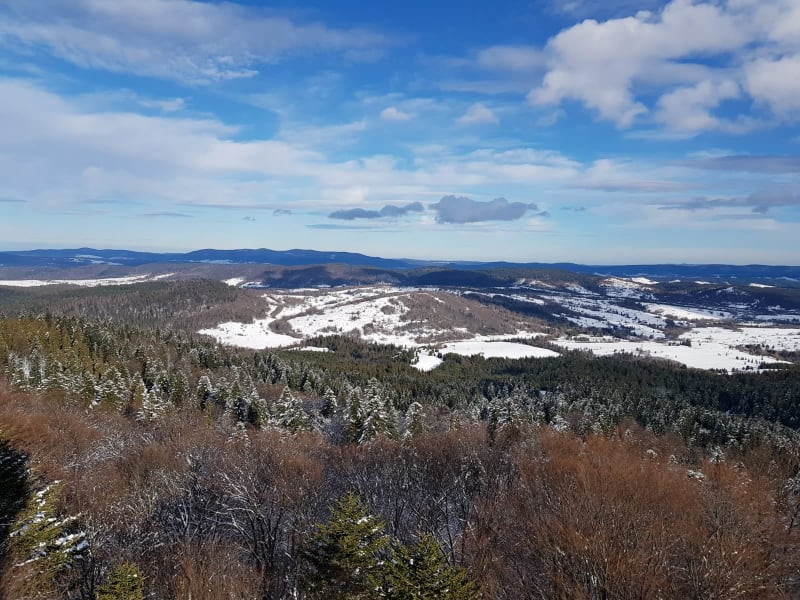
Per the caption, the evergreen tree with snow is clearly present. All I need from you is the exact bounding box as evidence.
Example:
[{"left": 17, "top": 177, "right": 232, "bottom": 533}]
[
  {"left": 96, "top": 562, "right": 144, "bottom": 600},
  {"left": 195, "top": 374, "right": 214, "bottom": 412},
  {"left": 137, "top": 385, "right": 171, "bottom": 421},
  {"left": 487, "top": 396, "right": 522, "bottom": 441},
  {"left": 302, "top": 492, "right": 389, "bottom": 599},
  {"left": 273, "top": 386, "right": 308, "bottom": 432},
  {"left": 322, "top": 387, "right": 339, "bottom": 418},
  {"left": 358, "top": 379, "right": 397, "bottom": 444},
  {"left": 378, "top": 534, "right": 480, "bottom": 599},
  {"left": 403, "top": 402, "right": 425, "bottom": 439}
]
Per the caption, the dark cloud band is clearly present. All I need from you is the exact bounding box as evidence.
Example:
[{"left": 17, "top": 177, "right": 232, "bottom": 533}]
[
  {"left": 429, "top": 195, "right": 538, "bottom": 223},
  {"left": 329, "top": 202, "right": 423, "bottom": 220}
]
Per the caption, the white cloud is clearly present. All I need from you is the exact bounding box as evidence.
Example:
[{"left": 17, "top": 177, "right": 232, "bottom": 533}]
[
  {"left": 529, "top": 0, "right": 746, "bottom": 127},
  {"left": 476, "top": 45, "right": 544, "bottom": 71},
  {"left": 519, "top": 0, "right": 800, "bottom": 131},
  {"left": 0, "top": 0, "right": 389, "bottom": 84},
  {"left": 744, "top": 54, "right": 800, "bottom": 117},
  {"left": 0, "top": 77, "right": 588, "bottom": 215},
  {"left": 457, "top": 103, "right": 499, "bottom": 125},
  {"left": 139, "top": 97, "right": 186, "bottom": 113},
  {"left": 654, "top": 79, "right": 742, "bottom": 133},
  {"left": 380, "top": 107, "right": 412, "bottom": 121}
]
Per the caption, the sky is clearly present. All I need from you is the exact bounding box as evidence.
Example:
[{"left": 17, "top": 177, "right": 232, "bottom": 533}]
[{"left": 0, "top": 0, "right": 798, "bottom": 264}]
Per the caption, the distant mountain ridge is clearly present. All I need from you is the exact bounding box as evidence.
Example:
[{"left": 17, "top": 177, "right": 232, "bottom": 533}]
[{"left": 0, "top": 247, "right": 798, "bottom": 281}]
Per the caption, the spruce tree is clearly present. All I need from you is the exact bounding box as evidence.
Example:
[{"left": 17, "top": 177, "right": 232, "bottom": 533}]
[
  {"left": 96, "top": 562, "right": 145, "bottom": 600},
  {"left": 302, "top": 492, "right": 389, "bottom": 599},
  {"left": 379, "top": 534, "right": 480, "bottom": 600},
  {"left": 273, "top": 386, "right": 308, "bottom": 432}
]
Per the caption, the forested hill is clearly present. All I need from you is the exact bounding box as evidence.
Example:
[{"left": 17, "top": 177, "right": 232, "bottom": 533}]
[
  {"left": 0, "top": 312, "right": 800, "bottom": 597},
  {"left": 1, "top": 280, "right": 800, "bottom": 597},
  {"left": 1, "top": 247, "right": 798, "bottom": 282}
]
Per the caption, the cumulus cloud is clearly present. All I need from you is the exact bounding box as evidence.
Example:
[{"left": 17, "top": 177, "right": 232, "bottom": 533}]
[
  {"left": 654, "top": 79, "right": 744, "bottom": 134},
  {"left": 457, "top": 103, "right": 499, "bottom": 125},
  {"left": 329, "top": 202, "right": 423, "bottom": 220},
  {"left": 744, "top": 54, "right": 800, "bottom": 116},
  {"left": 380, "top": 107, "right": 412, "bottom": 121},
  {"left": 523, "top": 0, "right": 800, "bottom": 131},
  {"left": 0, "top": 0, "right": 389, "bottom": 84},
  {"left": 529, "top": 0, "right": 746, "bottom": 127},
  {"left": 429, "top": 195, "right": 539, "bottom": 223}
]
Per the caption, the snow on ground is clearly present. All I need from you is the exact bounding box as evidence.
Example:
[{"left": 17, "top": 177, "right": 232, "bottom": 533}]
[
  {"left": 0, "top": 274, "right": 172, "bottom": 287},
  {"left": 555, "top": 336, "right": 784, "bottom": 372},
  {"left": 564, "top": 284, "right": 596, "bottom": 295},
  {"left": 645, "top": 304, "right": 725, "bottom": 322},
  {"left": 199, "top": 286, "right": 547, "bottom": 368},
  {"left": 542, "top": 294, "right": 666, "bottom": 338},
  {"left": 412, "top": 353, "right": 444, "bottom": 371},
  {"left": 749, "top": 283, "right": 774, "bottom": 288},
  {"left": 198, "top": 319, "right": 299, "bottom": 349},
  {"left": 681, "top": 327, "right": 800, "bottom": 353},
  {"left": 439, "top": 341, "right": 560, "bottom": 360},
  {"left": 754, "top": 314, "right": 800, "bottom": 323},
  {"left": 695, "top": 281, "right": 712, "bottom": 285},
  {"left": 630, "top": 277, "right": 657, "bottom": 285},
  {"left": 515, "top": 278, "right": 555, "bottom": 289},
  {"left": 600, "top": 277, "right": 656, "bottom": 300},
  {"left": 290, "top": 346, "right": 331, "bottom": 353},
  {"left": 467, "top": 291, "right": 546, "bottom": 306},
  {"left": 223, "top": 277, "right": 246, "bottom": 287}
]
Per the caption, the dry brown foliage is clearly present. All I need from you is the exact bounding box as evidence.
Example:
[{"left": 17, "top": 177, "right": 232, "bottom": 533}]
[{"left": 1, "top": 385, "right": 799, "bottom": 599}]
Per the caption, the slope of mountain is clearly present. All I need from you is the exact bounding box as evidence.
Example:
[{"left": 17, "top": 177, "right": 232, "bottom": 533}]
[{"left": 1, "top": 247, "right": 798, "bottom": 284}]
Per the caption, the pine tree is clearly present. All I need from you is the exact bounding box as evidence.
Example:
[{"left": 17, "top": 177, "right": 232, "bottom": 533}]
[
  {"left": 322, "top": 387, "right": 339, "bottom": 418},
  {"left": 273, "top": 386, "right": 308, "bottom": 432},
  {"left": 96, "top": 562, "right": 145, "bottom": 600},
  {"left": 487, "top": 396, "right": 522, "bottom": 441},
  {"left": 195, "top": 374, "right": 214, "bottom": 411},
  {"left": 378, "top": 534, "right": 480, "bottom": 599},
  {"left": 7, "top": 484, "right": 88, "bottom": 597},
  {"left": 302, "top": 492, "right": 390, "bottom": 599},
  {"left": 403, "top": 402, "right": 425, "bottom": 439},
  {"left": 359, "top": 379, "right": 397, "bottom": 444}
]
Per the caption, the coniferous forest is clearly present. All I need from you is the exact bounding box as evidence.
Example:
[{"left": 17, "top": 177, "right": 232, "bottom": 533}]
[{"left": 1, "top": 283, "right": 800, "bottom": 598}]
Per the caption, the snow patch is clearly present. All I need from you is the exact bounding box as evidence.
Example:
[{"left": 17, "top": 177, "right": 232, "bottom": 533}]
[{"left": 439, "top": 341, "right": 559, "bottom": 360}]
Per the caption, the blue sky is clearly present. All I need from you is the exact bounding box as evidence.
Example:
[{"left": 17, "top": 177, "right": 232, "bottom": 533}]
[{"left": 0, "top": 0, "right": 798, "bottom": 263}]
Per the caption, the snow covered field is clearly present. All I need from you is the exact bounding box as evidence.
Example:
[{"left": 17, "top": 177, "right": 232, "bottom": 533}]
[
  {"left": 555, "top": 337, "right": 780, "bottom": 372},
  {"left": 439, "top": 341, "right": 559, "bottom": 359},
  {"left": 197, "top": 284, "right": 800, "bottom": 374},
  {"left": 0, "top": 274, "right": 174, "bottom": 287},
  {"left": 199, "top": 287, "right": 546, "bottom": 359},
  {"left": 555, "top": 326, "right": 799, "bottom": 372},
  {"left": 681, "top": 327, "right": 800, "bottom": 353},
  {"left": 644, "top": 303, "right": 727, "bottom": 322}
]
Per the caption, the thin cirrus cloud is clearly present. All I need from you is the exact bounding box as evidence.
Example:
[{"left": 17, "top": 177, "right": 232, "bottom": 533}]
[
  {"left": 683, "top": 155, "right": 800, "bottom": 174},
  {"left": 0, "top": 0, "right": 390, "bottom": 84},
  {"left": 329, "top": 202, "right": 424, "bottom": 220},
  {"left": 658, "top": 190, "right": 800, "bottom": 214},
  {"left": 139, "top": 211, "right": 193, "bottom": 218},
  {"left": 429, "top": 195, "right": 541, "bottom": 224}
]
